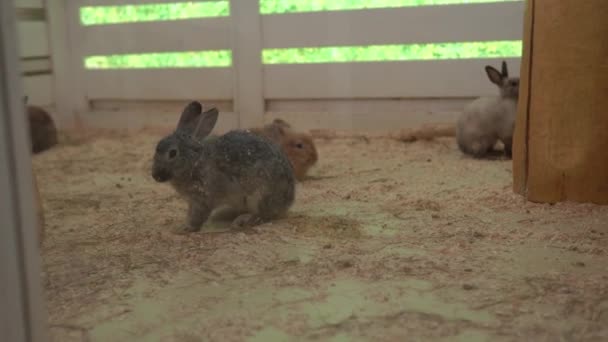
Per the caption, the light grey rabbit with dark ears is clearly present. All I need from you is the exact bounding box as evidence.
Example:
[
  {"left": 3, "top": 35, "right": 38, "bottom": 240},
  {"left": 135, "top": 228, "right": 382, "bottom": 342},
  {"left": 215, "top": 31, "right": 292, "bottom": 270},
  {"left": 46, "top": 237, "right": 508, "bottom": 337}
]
[
  {"left": 456, "top": 61, "right": 519, "bottom": 158},
  {"left": 151, "top": 101, "right": 295, "bottom": 233}
]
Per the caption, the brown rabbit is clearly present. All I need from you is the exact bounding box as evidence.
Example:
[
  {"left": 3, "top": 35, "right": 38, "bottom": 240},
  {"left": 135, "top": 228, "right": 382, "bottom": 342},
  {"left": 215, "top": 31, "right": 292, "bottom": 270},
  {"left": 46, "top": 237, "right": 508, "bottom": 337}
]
[
  {"left": 250, "top": 119, "right": 318, "bottom": 181},
  {"left": 24, "top": 96, "right": 58, "bottom": 154}
]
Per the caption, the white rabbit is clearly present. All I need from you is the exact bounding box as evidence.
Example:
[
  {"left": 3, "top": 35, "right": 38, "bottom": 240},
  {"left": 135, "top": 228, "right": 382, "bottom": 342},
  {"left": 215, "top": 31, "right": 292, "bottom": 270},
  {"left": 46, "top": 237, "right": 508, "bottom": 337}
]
[{"left": 457, "top": 61, "right": 519, "bottom": 158}]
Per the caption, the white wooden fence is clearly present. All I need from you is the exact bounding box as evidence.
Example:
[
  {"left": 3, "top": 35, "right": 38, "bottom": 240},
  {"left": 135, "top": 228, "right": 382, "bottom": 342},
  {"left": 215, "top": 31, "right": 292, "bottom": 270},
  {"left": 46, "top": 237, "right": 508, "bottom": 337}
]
[
  {"left": 15, "top": 0, "right": 54, "bottom": 106},
  {"left": 26, "top": 0, "right": 525, "bottom": 131}
]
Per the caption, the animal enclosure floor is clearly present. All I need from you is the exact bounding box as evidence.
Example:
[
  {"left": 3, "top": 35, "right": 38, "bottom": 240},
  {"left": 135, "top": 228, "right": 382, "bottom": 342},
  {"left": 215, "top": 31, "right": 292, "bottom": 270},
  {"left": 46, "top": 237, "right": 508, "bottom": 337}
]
[{"left": 36, "top": 131, "right": 608, "bottom": 342}]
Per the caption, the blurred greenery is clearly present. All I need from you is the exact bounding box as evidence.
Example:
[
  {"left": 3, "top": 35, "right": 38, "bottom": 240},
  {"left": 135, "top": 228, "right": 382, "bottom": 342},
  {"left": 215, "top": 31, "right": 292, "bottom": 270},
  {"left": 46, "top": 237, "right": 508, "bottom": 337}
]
[
  {"left": 80, "top": 2, "right": 229, "bottom": 25},
  {"left": 260, "top": 0, "right": 518, "bottom": 14},
  {"left": 85, "top": 51, "right": 231, "bottom": 69},
  {"left": 263, "top": 41, "right": 522, "bottom": 64},
  {"left": 81, "top": 0, "right": 521, "bottom": 69}
]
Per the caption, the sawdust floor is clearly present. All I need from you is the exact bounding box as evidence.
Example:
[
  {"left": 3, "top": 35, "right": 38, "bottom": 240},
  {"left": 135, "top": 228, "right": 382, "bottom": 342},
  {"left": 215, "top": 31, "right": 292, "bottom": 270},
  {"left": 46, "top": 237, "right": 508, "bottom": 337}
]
[{"left": 35, "top": 130, "right": 608, "bottom": 342}]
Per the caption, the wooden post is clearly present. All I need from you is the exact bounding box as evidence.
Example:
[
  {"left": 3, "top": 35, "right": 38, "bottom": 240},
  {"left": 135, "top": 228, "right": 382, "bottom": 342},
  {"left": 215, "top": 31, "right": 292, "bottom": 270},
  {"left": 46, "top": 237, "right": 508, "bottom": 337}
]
[
  {"left": 0, "top": 1, "right": 48, "bottom": 341},
  {"left": 513, "top": 0, "right": 608, "bottom": 204},
  {"left": 230, "top": 0, "right": 265, "bottom": 128},
  {"left": 45, "top": 0, "right": 89, "bottom": 128}
]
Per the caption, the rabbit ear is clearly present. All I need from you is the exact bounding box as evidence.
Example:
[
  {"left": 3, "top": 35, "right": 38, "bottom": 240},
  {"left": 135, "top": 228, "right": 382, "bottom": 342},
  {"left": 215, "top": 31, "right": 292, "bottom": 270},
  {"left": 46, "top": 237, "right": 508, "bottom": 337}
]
[
  {"left": 501, "top": 60, "right": 509, "bottom": 78},
  {"left": 269, "top": 121, "right": 287, "bottom": 137},
  {"left": 276, "top": 125, "right": 287, "bottom": 137},
  {"left": 193, "top": 107, "right": 219, "bottom": 139},
  {"left": 272, "top": 118, "right": 291, "bottom": 129},
  {"left": 485, "top": 65, "right": 503, "bottom": 86},
  {"left": 177, "top": 101, "right": 203, "bottom": 132}
]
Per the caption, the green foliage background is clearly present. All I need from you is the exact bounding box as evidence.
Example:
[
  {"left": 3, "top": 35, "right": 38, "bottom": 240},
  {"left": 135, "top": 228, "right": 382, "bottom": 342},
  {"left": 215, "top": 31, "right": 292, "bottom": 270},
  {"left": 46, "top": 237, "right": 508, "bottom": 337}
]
[{"left": 81, "top": 0, "right": 521, "bottom": 69}]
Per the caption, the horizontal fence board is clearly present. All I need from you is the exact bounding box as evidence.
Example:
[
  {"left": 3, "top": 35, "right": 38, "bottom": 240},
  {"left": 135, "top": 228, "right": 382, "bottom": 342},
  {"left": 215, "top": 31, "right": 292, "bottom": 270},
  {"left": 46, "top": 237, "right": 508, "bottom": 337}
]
[
  {"left": 77, "top": 109, "right": 451, "bottom": 133},
  {"left": 262, "top": 2, "right": 524, "bottom": 48},
  {"left": 77, "top": 110, "right": 239, "bottom": 134},
  {"left": 85, "top": 68, "right": 233, "bottom": 100},
  {"left": 264, "top": 58, "right": 521, "bottom": 99},
  {"left": 17, "top": 21, "right": 49, "bottom": 57},
  {"left": 81, "top": 17, "right": 232, "bottom": 55},
  {"left": 80, "top": 0, "right": 223, "bottom": 6},
  {"left": 266, "top": 98, "right": 470, "bottom": 131},
  {"left": 267, "top": 98, "right": 472, "bottom": 114},
  {"left": 265, "top": 111, "right": 457, "bottom": 132},
  {"left": 21, "top": 57, "right": 52, "bottom": 75},
  {"left": 15, "top": 0, "right": 43, "bottom": 8},
  {"left": 90, "top": 99, "right": 233, "bottom": 113},
  {"left": 16, "top": 8, "right": 46, "bottom": 21},
  {"left": 22, "top": 74, "right": 53, "bottom": 106},
  {"left": 71, "top": 100, "right": 464, "bottom": 132}
]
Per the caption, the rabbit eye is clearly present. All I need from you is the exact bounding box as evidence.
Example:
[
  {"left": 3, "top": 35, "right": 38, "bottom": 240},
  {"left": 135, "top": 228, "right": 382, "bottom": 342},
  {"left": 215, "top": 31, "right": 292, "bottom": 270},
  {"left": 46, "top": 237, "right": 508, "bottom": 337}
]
[
  {"left": 168, "top": 149, "right": 177, "bottom": 159},
  {"left": 295, "top": 143, "right": 304, "bottom": 149}
]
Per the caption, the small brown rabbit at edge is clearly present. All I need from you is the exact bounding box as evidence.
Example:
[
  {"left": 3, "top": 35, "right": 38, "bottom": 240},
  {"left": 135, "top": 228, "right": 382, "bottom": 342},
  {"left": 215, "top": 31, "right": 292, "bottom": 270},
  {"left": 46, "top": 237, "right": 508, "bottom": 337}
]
[
  {"left": 456, "top": 61, "right": 519, "bottom": 158},
  {"left": 23, "top": 96, "right": 52, "bottom": 244},
  {"left": 24, "top": 96, "right": 58, "bottom": 154},
  {"left": 250, "top": 119, "right": 318, "bottom": 181},
  {"left": 151, "top": 101, "right": 296, "bottom": 233}
]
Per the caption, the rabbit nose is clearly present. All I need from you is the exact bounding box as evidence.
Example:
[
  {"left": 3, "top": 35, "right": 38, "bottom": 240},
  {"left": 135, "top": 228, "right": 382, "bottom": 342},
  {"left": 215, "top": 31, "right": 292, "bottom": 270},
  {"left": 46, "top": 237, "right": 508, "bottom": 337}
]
[{"left": 152, "top": 169, "right": 171, "bottom": 182}]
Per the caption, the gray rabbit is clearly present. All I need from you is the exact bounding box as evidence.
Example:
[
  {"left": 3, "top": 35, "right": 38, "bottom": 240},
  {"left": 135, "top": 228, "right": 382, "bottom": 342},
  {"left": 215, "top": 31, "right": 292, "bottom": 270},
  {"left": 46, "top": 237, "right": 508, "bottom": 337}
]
[
  {"left": 151, "top": 101, "right": 296, "bottom": 233},
  {"left": 456, "top": 61, "right": 519, "bottom": 158}
]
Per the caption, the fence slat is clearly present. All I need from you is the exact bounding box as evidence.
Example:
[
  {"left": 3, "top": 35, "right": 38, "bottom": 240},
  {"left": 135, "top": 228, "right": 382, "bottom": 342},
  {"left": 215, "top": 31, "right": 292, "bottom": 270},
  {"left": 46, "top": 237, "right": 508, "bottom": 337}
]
[
  {"left": 81, "top": 17, "right": 232, "bottom": 56},
  {"left": 21, "top": 57, "right": 51, "bottom": 75},
  {"left": 230, "top": 0, "right": 264, "bottom": 128},
  {"left": 85, "top": 68, "right": 233, "bottom": 100},
  {"left": 46, "top": 0, "right": 89, "bottom": 126},
  {"left": 264, "top": 58, "right": 522, "bottom": 99},
  {"left": 16, "top": 8, "right": 46, "bottom": 21},
  {"left": 17, "top": 22, "right": 49, "bottom": 57},
  {"left": 263, "top": 2, "right": 524, "bottom": 48},
  {"left": 14, "top": 0, "right": 43, "bottom": 7},
  {"left": 22, "top": 74, "right": 53, "bottom": 105}
]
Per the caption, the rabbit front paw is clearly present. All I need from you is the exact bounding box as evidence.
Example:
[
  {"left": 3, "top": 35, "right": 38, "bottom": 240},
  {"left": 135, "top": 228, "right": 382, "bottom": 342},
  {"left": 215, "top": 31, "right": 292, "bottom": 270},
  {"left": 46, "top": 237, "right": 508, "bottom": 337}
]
[
  {"left": 231, "top": 214, "right": 262, "bottom": 230},
  {"left": 173, "top": 224, "right": 201, "bottom": 235}
]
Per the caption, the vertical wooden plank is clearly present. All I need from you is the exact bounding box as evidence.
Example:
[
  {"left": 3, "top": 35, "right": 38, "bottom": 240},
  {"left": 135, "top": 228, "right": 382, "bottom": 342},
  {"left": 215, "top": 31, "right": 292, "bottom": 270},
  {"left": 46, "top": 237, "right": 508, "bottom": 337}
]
[
  {"left": 46, "top": 0, "right": 88, "bottom": 127},
  {"left": 17, "top": 22, "right": 50, "bottom": 57},
  {"left": 0, "top": 1, "right": 48, "bottom": 341},
  {"left": 230, "top": 0, "right": 264, "bottom": 128},
  {"left": 512, "top": 0, "right": 533, "bottom": 196},
  {"left": 515, "top": 0, "right": 608, "bottom": 204}
]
